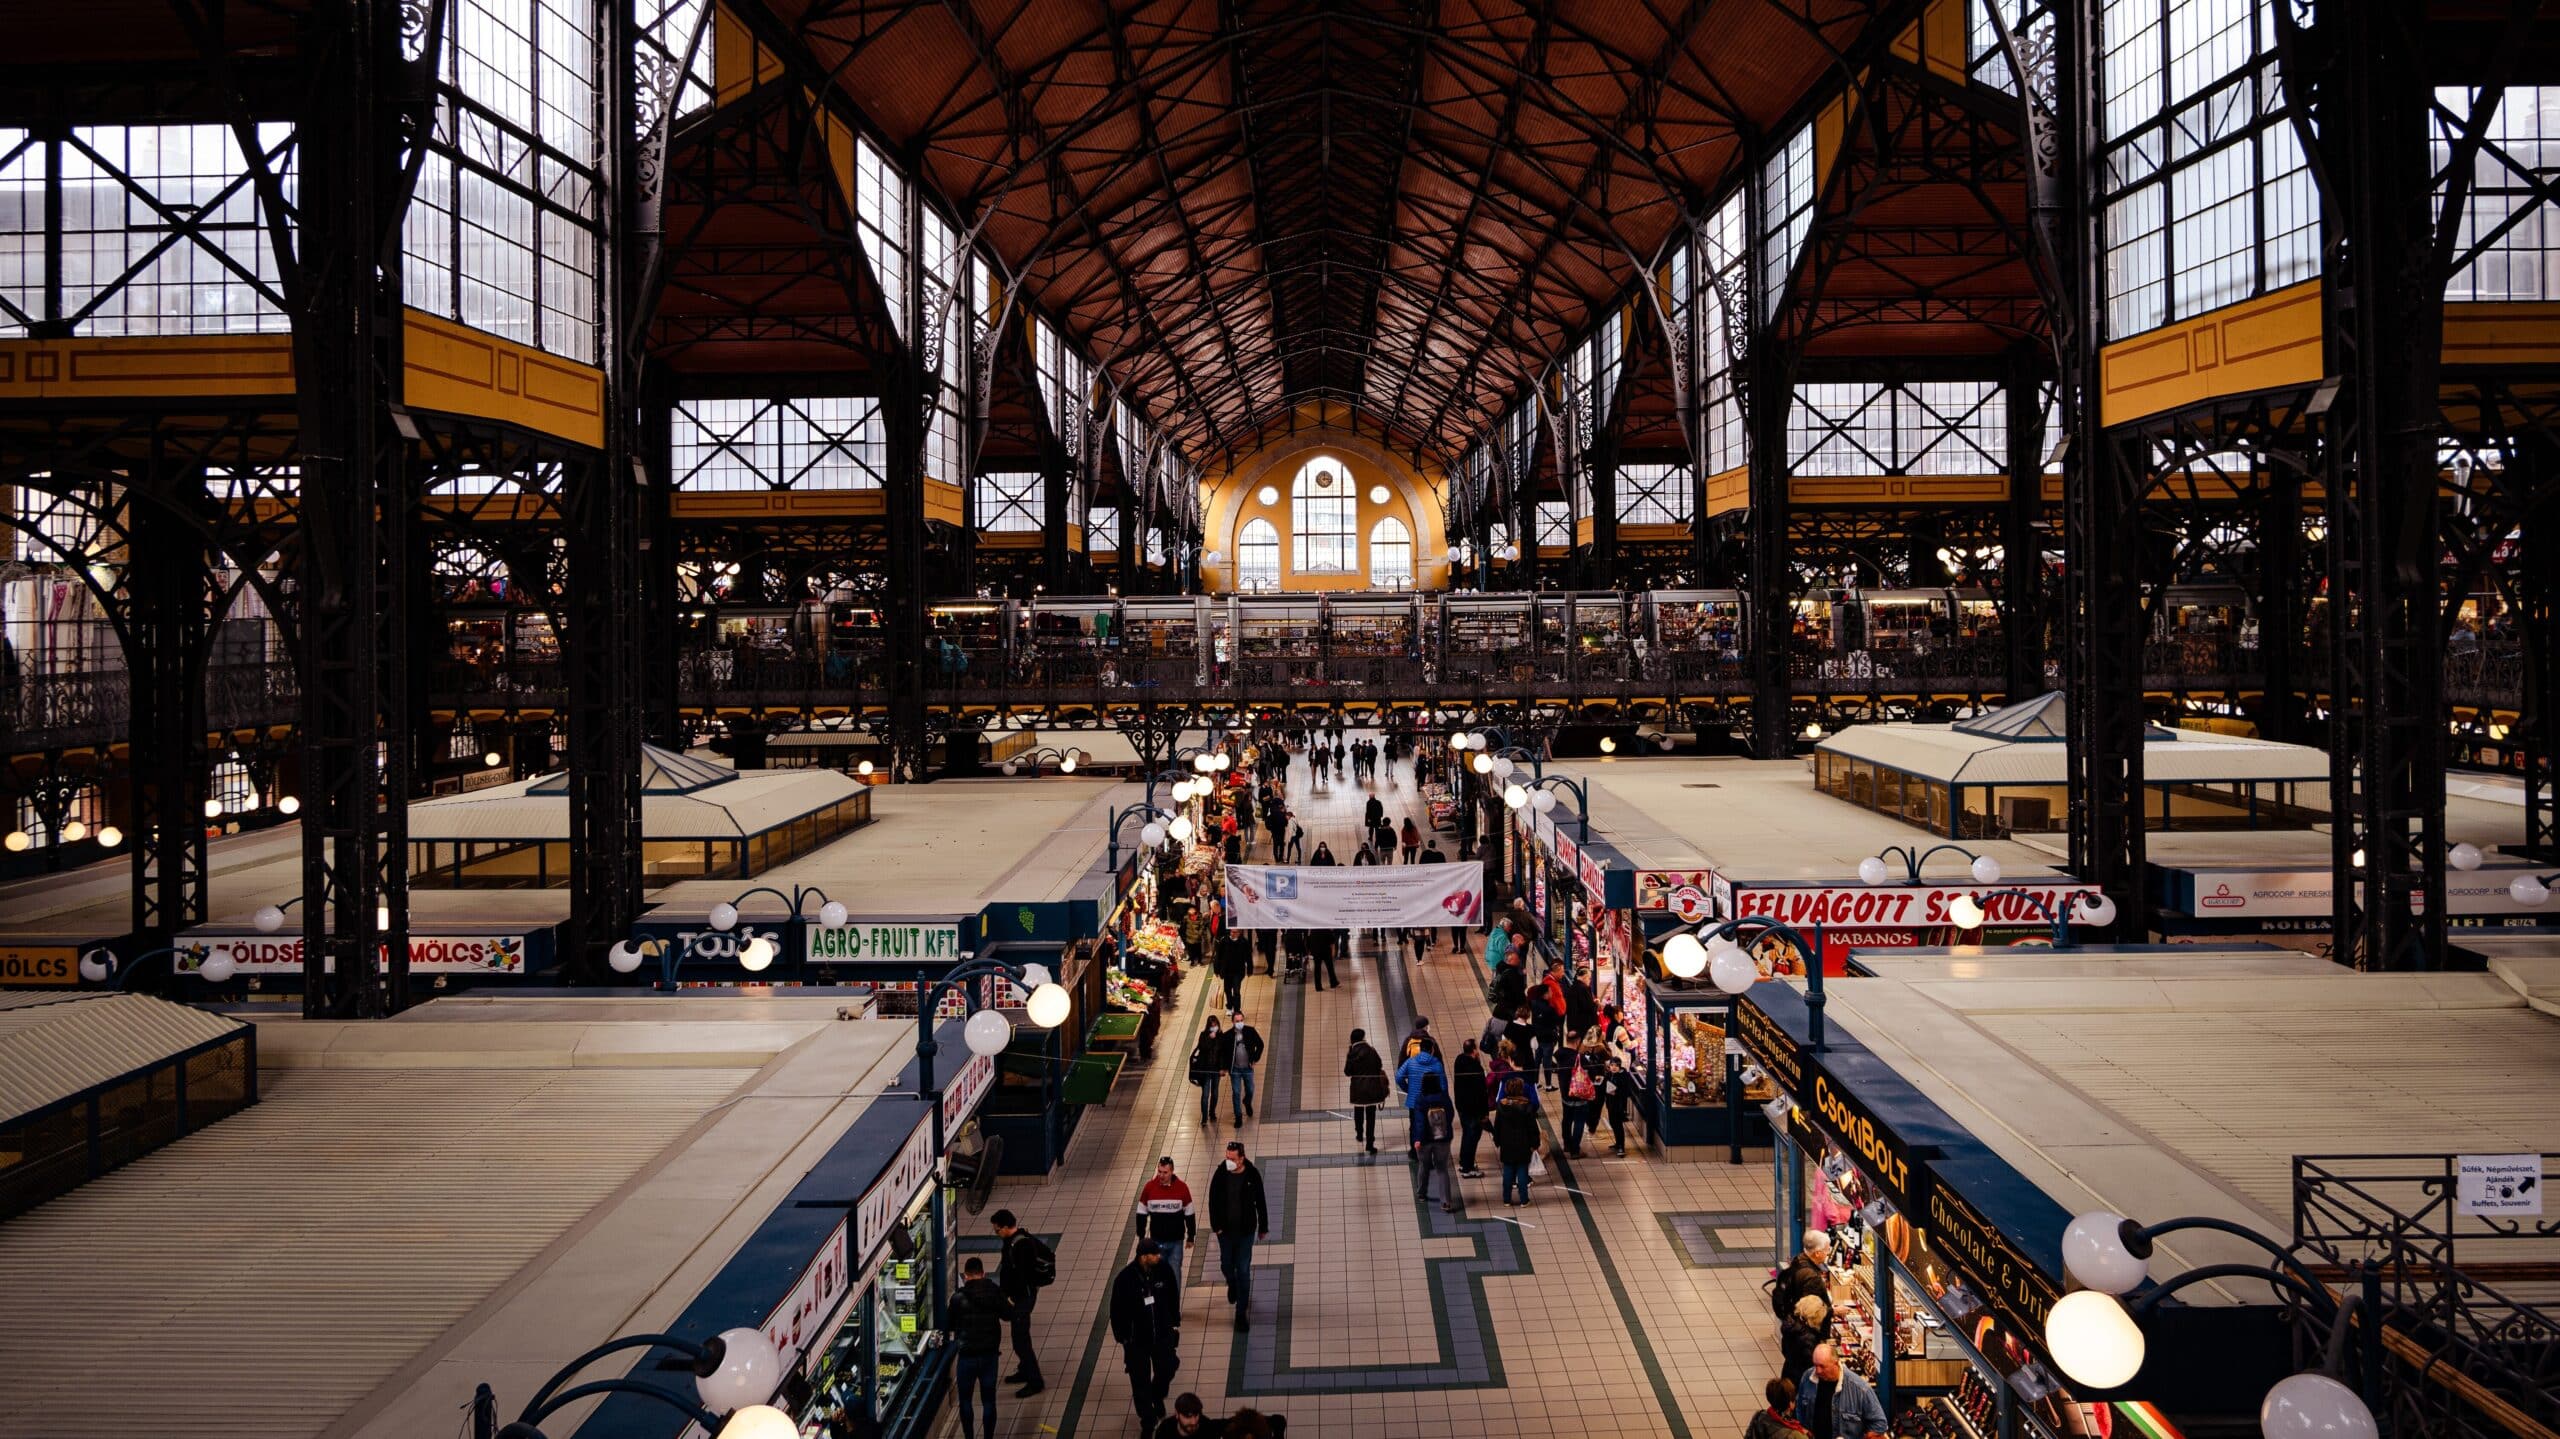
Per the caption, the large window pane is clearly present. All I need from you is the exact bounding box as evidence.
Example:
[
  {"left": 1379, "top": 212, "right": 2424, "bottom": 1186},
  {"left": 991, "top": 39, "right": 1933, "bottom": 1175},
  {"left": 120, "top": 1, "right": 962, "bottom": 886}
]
[{"left": 1292, "top": 457, "right": 1357, "bottom": 573}]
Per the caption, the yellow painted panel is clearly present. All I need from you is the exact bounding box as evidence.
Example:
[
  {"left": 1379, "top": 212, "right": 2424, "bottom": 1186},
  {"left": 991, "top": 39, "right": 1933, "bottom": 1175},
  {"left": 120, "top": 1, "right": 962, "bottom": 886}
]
[
  {"left": 977, "top": 532, "right": 1045, "bottom": 550},
  {"left": 670, "top": 489, "right": 885, "bottom": 519},
  {"left": 421, "top": 494, "right": 560, "bottom": 523},
  {"left": 1791, "top": 473, "right": 2008, "bottom": 506},
  {"left": 0, "top": 333, "right": 294, "bottom": 401},
  {"left": 2099, "top": 280, "right": 2324, "bottom": 427},
  {"left": 1619, "top": 523, "right": 1692, "bottom": 544},
  {"left": 1574, "top": 516, "right": 1594, "bottom": 547},
  {"left": 1814, "top": 92, "right": 1857, "bottom": 195},
  {"left": 1705, "top": 464, "right": 1750, "bottom": 519},
  {"left": 1924, "top": 0, "right": 1969, "bottom": 81},
  {"left": 400, "top": 309, "right": 605, "bottom": 448},
  {"left": 923, "top": 478, "right": 964, "bottom": 528},
  {"left": 712, "top": 2, "right": 785, "bottom": 107},
  {"left": 2442, "top": 302, "right": 2560, "bottom": 368}
]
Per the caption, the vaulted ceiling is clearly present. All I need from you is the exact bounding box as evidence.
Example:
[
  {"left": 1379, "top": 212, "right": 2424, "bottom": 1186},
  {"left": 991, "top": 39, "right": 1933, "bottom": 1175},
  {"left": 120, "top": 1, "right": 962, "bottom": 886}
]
[{"left": 748, "top": 0, "right": 1905, "bottom": 461}]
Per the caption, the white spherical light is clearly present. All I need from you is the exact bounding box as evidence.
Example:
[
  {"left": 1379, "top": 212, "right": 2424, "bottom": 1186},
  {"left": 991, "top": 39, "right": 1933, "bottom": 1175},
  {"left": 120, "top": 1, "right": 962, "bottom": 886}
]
[
  {"left": 1368, "top": 484, "right": 1390, "bottom": 504},
  {"left": 2260, "top": 1373, "right": 2379, "bottom": 1439},
  {"left": 253, "top": 905, "right": 287, "bottom": 934},
  {"left": 484, "top": 751, "right": 504, "bottom": 768},
  {"left": 1709, "top": 942, "right": 1759, "bottom": 996},
  {"left": 1140, "top": 821, "right": 1167, "bottom": 849},
  {"left": 1, "top": 830, "right": 27, "bottom": 854},
  {"left": 1194, "top": 752, "right": 1217, "bottom": 773},
  {"left": 60, "top": 820, "right": 88, "bottom": 842},
  {"left": 1020, "top": 962, "right": 1054, "bottom": 990},
  {"left": 2046, "top": 1289, "right": 2146, "bottom": 1390},
  {"left": 95, "top": 825, "right": 122, "bottom": 848},
  {"left": 198, "top": 952, "right": 237, "bottom": 984},
  {"left": 2061, "top": 1211, "right": 2149, "bottom": 1294},
  {"left": 1531, "top": 788, "right": 1557, "bottom": 814},
  {"left": 1002, "top": 759, "right": 1021, "bottom": 775},
  {"left": 714, "top": 1406, "right": 801, "bottom": 1439},
  {"left": 1470, "top": 752, "right": 1494, "bottom": 775},
  {"left": 739, "top": 936, "right": 777, "bottom": 972},
  {"left": 1803, "top": 721, "right": 1824, "bottom": 740},
  {"left": 857, "top": 760, "right": 875, "bottom": 777},
  {"left": 1028, "top": 982, "right": 1072, "bottom": 1030},
  {"left": 695, "top": 1327, "right": 786, "bottom": 1413},
  {"left": 1257, "top": 485, "right": 1280, "bottom": 507},
  {"left": 203, "top": 798, "right": 224, "bottom": 819},
  {"left": 1489, "top": 756, "right": 1515, "bottom": 780},
  {"left": 1502, "top": 783, "right": 1530, "bottom": 810},
  {"left": 1970, "top": 854, "right": 2002, "bottom": 884},
  {"left": 2512, "top": 875, "right": 2550, "bottom": 907},
  {"left": 1661, "top": 932, "right": 1708, "bottom": 979},
  {"left": 709, "top": 901, "right": 740, "bottom": 931},
  {"left": 1857, "top": 856, "right": 1891, "bottom": 887},
  {"left": 818, "top": 900, "right": 848, "bottom": 928},
  {"left": 965, "top": 1007, "right": 1015, "bottom": 1056},
  {"left": 233, "top": 795, "right": 258, "bottom": 814},
  {"left": 2079, "top": 892, "right": 2118, "bottom": 927},
  {"left": 1059, "top": 753, "right": 1078, "bottom": 774},
  {"left": 278, "top": 794, "right": 301, "bottom": 816},
  {"left": 2449, "top": 842, "right": 2484, "bottom": 871},
  {"left": 1947, "top": 893, "right": 1986, "bottom": 929},
  {"left": 1168, "top": 815, "right": 1194, "bottom": 843},
  {"left": 608, "top": 941, "right": 647, "bottom": 975},
  {"left": 79, "top": 950, "right": 114, "bottom": 983}
]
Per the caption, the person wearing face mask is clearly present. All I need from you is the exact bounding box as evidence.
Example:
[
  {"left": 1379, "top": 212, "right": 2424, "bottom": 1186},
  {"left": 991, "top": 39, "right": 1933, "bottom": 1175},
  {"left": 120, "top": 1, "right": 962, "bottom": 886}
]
[
  {"left": 1188, "top": 1017, "right": 1231, "bottom": 1126},
  {"left": 1205, "top": 1140, "right": 1270, "bottom": 1329}
]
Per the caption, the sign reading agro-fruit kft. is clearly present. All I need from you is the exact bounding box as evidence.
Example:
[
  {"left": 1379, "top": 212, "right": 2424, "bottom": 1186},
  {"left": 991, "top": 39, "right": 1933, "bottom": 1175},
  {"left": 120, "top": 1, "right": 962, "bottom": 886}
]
[{"left": 805, "top": 922, "right": 966, "bottom": 964}]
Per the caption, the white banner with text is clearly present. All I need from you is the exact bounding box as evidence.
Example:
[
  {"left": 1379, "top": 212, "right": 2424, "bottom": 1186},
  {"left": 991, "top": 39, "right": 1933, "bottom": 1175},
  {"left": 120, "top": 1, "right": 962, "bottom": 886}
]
[{"left": 1223, "top": 863, "right": 1485, "bottom": 930}]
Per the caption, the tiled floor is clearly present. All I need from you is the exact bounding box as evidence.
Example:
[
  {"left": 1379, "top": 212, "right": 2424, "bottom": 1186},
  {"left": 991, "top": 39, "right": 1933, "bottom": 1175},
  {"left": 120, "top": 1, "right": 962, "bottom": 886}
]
[{"left": 967, "top": 739, "right": 1787, "bottom": 1438}]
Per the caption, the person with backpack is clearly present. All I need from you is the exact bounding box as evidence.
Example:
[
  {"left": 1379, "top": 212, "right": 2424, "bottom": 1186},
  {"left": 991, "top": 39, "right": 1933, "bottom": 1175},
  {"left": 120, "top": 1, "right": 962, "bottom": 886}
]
[
  {"left": 1491, "top": 1067, "right": 1544, "bottom": 1207},
  {"left": 945, "top": 1256, "right": 1015, "bottom": 1439},
  {"left": 991, "top": 1209, "right": 1055, "bottom": 1396},
  {"left": 1343, "top": 1028, "right": 1388, "bottom": 1154},
  {"left": 1206, "top": 1140, "right": 1269, "bottom": 1329},
  {"left": 1451, "top": 1037, "right": 1490, "bottom": 1178},
  {"left": 1188, "top": 1017, "right": 1232, "bottom": 1126},
  {"left": 1411, "top": 1072, "right": 1461, "bottom": 1211},
  {"left": 1225, "top": 1009, "right": 1264, "bottom": 1126},
  {"left": 1394, "top": 1034, "right": 1446, "bottom": 1118}
]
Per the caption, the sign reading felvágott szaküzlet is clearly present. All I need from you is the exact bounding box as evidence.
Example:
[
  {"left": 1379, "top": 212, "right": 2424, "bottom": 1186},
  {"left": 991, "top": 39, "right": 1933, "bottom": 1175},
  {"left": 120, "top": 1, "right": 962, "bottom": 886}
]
[{"left": 805, "top": 921, "right": 965, "bottom": 963}]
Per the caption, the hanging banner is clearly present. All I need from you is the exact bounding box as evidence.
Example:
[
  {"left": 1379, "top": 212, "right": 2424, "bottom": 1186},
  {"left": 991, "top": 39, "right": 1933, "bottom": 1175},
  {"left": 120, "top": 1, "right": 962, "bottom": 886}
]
[{"left": 1223, "top": 862, "right": 1485, "bottom": 930}]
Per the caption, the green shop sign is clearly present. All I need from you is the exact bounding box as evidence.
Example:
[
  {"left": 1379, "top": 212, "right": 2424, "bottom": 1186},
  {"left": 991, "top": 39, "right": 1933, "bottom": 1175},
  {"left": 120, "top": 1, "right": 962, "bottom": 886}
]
[{"left": 805, "top": 921, "right": 966, "bottom": 964}]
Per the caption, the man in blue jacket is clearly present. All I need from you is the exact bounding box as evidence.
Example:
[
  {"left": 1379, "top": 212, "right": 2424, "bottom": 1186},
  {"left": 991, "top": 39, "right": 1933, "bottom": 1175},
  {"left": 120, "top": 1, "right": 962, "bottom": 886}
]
[
  {"left": 1394, "top": 1031, "right": 1447, "bottom": 1167},
  {"left": 1795, "top": 1343, "right": 1889, "bottom": 1439}
]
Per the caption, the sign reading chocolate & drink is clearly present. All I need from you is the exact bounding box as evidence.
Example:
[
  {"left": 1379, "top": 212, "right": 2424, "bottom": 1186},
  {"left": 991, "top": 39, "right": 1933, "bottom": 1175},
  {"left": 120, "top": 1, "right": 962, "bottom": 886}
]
[{"left": 1924, "top": 1178, "right": 2062, "bottom": 1345}]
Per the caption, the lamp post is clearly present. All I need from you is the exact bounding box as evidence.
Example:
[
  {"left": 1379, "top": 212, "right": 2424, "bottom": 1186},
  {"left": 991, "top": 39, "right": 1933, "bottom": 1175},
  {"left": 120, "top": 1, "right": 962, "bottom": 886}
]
[
  {"left": 1502, "top": 773, "right": 1590, "bottom": 842},
  {"left": 1661, "top": 914, "right": 1830, "bottom": 1047},
  {"left": 1858, "top": 843, "right": 2004, "bottom": 887},
  {"left": 79, "top": 943, "right": 241, "bottom": 990},
  {"left": 1106, "top": 803, "right": 1184, "bottom": 876},
  {"left": 2048, "top": 1211, "right": 2383, "bottom": 1439},
  {"left": 1000, "top": 745, "right": 1087, "bottom": 776},
  {"left": 1940, "top": 886, "right": 2120, "bottom": 947},
  {"left": 469, "top": 1328, "right": 800, "bottom": 1439}
]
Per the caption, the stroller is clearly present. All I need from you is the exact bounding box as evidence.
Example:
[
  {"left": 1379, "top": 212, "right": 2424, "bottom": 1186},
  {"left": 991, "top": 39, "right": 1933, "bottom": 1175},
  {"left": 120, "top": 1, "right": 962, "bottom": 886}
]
[{"left": 1281, "top": 929, "right": 1310, "bottom": 985}]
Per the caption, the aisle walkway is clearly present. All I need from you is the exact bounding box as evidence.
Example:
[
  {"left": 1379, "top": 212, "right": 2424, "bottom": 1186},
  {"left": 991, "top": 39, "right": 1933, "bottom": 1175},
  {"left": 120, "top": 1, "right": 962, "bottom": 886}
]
[{"left": 976, "top": 741, "right": 1784, "bottom": 1439}]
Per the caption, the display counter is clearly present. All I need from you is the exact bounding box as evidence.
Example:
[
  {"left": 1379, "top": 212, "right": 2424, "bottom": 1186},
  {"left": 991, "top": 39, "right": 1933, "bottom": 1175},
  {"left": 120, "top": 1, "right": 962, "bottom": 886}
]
[{"left": 1638, "top": 986, "right": 1777, "bottom": 1150}]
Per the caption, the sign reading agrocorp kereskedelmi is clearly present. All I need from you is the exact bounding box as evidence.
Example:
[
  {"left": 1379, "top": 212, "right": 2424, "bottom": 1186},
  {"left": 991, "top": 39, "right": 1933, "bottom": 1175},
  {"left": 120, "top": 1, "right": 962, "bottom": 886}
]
[{"left": 805, "top": 921, "right": 966, "bottom": 964}]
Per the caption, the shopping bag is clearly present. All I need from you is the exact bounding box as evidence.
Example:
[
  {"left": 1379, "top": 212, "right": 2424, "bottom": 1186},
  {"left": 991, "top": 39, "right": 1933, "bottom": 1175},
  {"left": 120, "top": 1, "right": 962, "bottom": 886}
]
[{"left": 1527, "top": 1149, "right": 1547, "bottom": 1179}]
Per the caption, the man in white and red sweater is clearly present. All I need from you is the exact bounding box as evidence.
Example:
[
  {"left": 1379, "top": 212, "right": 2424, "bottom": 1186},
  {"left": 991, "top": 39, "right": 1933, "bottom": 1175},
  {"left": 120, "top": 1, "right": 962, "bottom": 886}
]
[{"left": 1133, "top": 1154, "right": 1197, "bottom": 1283}]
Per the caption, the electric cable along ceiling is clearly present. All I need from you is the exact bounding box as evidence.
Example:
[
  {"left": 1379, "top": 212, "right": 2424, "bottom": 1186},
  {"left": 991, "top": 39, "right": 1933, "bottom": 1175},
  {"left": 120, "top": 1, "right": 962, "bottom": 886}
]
[{"left": 749, "top": 0, "right": 1894, "bottom": 461}]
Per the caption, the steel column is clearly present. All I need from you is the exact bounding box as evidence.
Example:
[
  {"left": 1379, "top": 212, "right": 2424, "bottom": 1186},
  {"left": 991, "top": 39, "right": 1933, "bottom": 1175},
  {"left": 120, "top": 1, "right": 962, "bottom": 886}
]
[
  {"left": 127, "top": 478, "right": 210, "bottom": 945},
  {"left": 2255, "top": 463, "right": 2306, "bottom": 744},
  {"left": 2001, "top": 363, "right": 2047, "bottom": 698}
]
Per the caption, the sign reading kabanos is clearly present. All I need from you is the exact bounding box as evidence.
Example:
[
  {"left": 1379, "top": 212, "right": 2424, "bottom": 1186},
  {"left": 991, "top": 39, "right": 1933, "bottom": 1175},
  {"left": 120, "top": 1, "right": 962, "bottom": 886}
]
[{"left": 1730, "top": 882, "right": 2100, "bottom": 928}]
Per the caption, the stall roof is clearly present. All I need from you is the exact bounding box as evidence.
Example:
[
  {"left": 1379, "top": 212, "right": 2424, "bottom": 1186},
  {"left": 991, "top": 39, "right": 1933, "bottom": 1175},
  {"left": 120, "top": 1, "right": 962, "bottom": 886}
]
[
  {"left": 1806, "top": 949, "right": 2560, "bottom": 1299},
  {"left": 409, "top": 765, "right": 862, "bottom": 842},
  {"left": 0, "top": 992, "right": 246, "bottom": 1122},
  {"left": 0, "top": 995, "right": 911, "bottom": 1439},
  {"left": 649, "top": 777, "right": 1118, "bottom": 916},
  {"left": 1548, "top": 756, "right": 2069, "bottom": 883},
  {"left": 1818, "top": 697, "right": 2327, "bottom": 787}
]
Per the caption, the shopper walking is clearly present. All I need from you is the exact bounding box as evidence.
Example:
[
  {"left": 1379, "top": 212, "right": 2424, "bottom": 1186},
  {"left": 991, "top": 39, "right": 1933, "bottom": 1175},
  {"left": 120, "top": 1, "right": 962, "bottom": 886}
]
[
  {"left": 1452, "top": 1038, "right": 1489, "bottom": 1177},
  {"left": 1215, "top": 929, "right": 1251, "bottom": 1014},
  {"left": 1133, "top": 1155, "right": 1198, "bottom": 1281},
  {"left": 1599, "top": 1053, "right": 1635, "bottom": 1156},
  {"left": 1411, "top": 1072, "right": 1461, "bottom": 1211},
  {"left": 1395, "top": 1032, "right": 1446, "bottom": 1118},
  {"left": 1154, "top": 1393, "right": 1220, "bottom": 1439},
  {"left": 1111, "top": 1239, "right": 1183, "bottom": 1432},
  {"left": 1344, "top": 1028, "right": 1388, "bottom": 1154},
  {"left": 1188, "top": 1017, "right": 1231, "bottom": 1126},
  {"left": 991, "top": 1209, "right": 1055, "bottom": 1396},
  {"left": 1531, "top": 960, "right": 1569, "bottom": 1089},
  {"left": 1206, "top": 1139, "right": 1269, "bottom": 1329},
  {"left": 1226, "top": 1010, "right": 1263, "bottom": 1125},
  {"left": 1400, "top": 816, "right": 1421, "bottom": 864},
  {"left": 1491, "top": 1067, "right": 1543, "bottom": 1207},
  {"left": 1309, "top": 928, "right": 1339, "bottom": 990},
  {"left": 945, "top": 1256, "right": 1015, "bottom": 1439},
  {"left": 1561, "top": 1041, "right": 1600, "bottom": 1158}
]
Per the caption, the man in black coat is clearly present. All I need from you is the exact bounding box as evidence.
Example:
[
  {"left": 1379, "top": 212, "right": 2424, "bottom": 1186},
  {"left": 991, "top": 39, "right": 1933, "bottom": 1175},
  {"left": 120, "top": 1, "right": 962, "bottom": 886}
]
[
  {"left": 1214, "top": 929, "right": 1252, "bottom": 1013},
  {"left": 1205, "top": 1140, "right": 1271, "bottom": 1328},
  {"left": 991, "top": 1209, "right": 1052, "bottom": 1396},
  {"left": 945, "top": 1256, "right": 1015, "bottom": 1439},
  {"left": 1111, "top": 1239, "right": 1183, "bottom": 1430}
]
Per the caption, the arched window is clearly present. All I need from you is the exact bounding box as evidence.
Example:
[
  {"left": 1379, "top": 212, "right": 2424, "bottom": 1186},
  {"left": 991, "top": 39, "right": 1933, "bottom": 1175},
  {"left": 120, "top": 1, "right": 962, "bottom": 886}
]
[
  {"left": 1291, "top": 457, "right": 1356, "bottom": 573},
  {"left": 1368, "top": 516, "right": 1413, "bottom": 590},
  {"left": 1238, "top": 518, "right": 1281, "bottom": 592}
]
